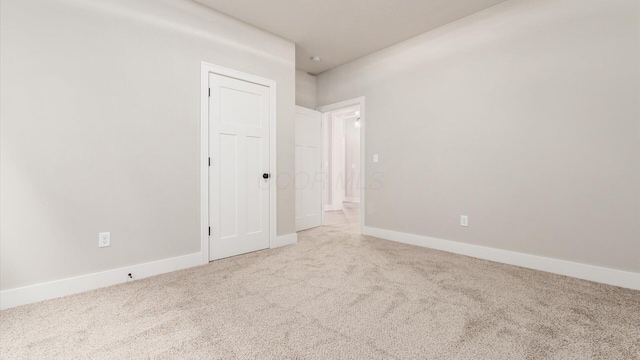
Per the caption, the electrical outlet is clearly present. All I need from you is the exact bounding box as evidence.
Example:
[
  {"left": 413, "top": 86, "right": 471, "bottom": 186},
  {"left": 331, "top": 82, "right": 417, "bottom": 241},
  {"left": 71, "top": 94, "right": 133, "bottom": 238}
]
[
  {"left": 99, "top": 232, "right": 110, "bottom": 247},
  {"left": 460, "top": 216, "right": 468, "bottom": 227}
]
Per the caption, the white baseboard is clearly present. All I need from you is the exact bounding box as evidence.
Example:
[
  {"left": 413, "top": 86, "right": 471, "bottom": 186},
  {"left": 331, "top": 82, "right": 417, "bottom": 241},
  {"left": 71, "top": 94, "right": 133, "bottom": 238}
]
[
  {"left": 344, "top": 197, "right": 360, "bottom": 204},
  {"left": 0, "top": 252, "right": 202, "bottom": 310},
  {"left": 362, "top": 226, "right": 640, "bottom": 290},
  {"left": 274, "top": 233, "right": 298, "bottom": 248}
]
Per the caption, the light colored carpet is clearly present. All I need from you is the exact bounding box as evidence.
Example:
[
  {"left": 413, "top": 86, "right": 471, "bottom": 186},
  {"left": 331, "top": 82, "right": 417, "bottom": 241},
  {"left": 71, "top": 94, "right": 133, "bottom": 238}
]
[
  {"left": 1, "top": 227, "right": 639, "bottom": 359},
  {"left": 324, "top": 202, "right": 360, "bottom": 234}
]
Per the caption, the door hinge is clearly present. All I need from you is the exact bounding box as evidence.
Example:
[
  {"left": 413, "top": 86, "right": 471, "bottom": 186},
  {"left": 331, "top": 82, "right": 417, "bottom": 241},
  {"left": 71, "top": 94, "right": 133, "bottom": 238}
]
[
  {"left": 208, "top": 88, "right": 211, "bottom": 97},
  {"left": 208, "top": 157, "right": 211, "bottom": 166},
  {"left": 208, "top": 227, "right": 211, "bottom": 236}
]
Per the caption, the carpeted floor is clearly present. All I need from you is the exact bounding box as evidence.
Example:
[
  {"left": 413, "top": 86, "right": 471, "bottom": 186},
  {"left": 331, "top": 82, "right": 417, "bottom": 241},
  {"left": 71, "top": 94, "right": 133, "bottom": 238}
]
[
  {"left": 324, "top": 202, "right": 360, "bottom": 234},
  {"left": 1, "top": 227, "right": 639, "bottom": 359}
]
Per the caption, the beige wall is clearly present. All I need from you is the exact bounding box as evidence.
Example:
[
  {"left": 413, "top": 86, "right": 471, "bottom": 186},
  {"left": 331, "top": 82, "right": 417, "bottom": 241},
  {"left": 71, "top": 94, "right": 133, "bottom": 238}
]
[
  {"left": 317, "top": 0, "right": 640, "bottom": 272},
  {"left": 0, "top": 0, "right": 296, "bottom": 290},
  {"left": 295, "top": 69, "right": 317, "bottom": 109},
  {"left": 344, "top": 116, "right": 361, "bottom": 201}
]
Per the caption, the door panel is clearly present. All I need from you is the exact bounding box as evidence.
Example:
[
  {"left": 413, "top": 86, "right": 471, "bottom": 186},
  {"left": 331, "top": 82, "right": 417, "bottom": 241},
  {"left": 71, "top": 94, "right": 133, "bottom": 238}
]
[
  {"left": 219, "top": 87, "right": 263, "bottom": 127},
  {"left": 295, "top": 106, "right": 323, "bottom": 231},
  {"left": 219, "top": 134, "right": 238, "bottom": 239},
  {"left": 245, "top": 136, "right": 263, "bottom": 234},
  {"left": 209, "top": 73, "right": 270, "bottom": 260}
]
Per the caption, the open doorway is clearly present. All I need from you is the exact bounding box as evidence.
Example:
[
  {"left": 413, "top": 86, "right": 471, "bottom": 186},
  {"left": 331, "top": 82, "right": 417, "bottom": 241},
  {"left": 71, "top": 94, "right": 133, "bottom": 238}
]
[{"left": 320, "top": 103, "right": 362, "bottom": 234}]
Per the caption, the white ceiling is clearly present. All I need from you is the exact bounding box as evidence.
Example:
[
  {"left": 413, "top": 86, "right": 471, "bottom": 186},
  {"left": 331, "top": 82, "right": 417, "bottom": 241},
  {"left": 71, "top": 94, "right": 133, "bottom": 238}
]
[{"left": 193, "top": 0, "right": 507, "bottom": 74}]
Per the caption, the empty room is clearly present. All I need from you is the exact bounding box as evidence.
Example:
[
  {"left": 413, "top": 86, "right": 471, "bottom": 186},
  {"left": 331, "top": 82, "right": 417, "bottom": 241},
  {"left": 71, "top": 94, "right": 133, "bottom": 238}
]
[{"left": 1, "top": 0, "right": 639, "bottom": 358}]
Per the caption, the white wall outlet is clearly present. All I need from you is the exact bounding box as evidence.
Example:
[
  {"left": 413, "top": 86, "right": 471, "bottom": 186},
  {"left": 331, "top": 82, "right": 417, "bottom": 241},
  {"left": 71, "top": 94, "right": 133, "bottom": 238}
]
[
  {"left": 460, "top": 216, "right": 468, "bottom": 227},
  {"left": 99, "top": 232, "right": 110, "bottom": 247},
  {"left": 373, "top": 154, "right": 379, "bottom": 163}
]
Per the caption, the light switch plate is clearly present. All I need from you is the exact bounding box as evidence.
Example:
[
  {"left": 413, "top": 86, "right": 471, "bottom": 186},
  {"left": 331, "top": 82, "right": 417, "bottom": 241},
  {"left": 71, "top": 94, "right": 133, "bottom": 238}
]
[
  {"left": 373, "top": 154, "right": 379, "bottom": 163},
  {"left": 460, "top": 216, "right": 468, "bottom": 227}
]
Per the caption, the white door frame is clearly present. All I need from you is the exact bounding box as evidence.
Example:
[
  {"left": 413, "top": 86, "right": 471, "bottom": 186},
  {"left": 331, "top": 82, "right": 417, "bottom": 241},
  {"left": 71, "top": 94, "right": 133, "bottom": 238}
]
[
  {"left": 200, "top": 62, "right": 277, "bottom": 264},
  {"left": 316, "top": 96, "right": 366, "bottom": 231}
]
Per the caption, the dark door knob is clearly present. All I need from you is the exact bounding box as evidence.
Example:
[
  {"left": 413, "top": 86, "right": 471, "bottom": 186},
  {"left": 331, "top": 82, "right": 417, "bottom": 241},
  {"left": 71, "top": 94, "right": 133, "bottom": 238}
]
[{"left": 263, "top": 173, "right": 270, "bottom": 179}]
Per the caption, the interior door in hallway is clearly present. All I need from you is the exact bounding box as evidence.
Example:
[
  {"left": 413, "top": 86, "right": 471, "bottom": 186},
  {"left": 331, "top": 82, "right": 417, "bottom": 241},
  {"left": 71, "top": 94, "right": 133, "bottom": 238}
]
[
  {"left": 209, "top": 73, "right": 270, "bottom": 260},
  {"left": 295, "top": 106, "right": 323, "bottom": 231}
]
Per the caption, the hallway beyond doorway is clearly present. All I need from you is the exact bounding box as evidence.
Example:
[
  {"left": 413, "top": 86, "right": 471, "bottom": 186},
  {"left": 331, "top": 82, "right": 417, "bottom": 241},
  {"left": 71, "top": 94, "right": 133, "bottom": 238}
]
[{"left": 324, "top": 202, "right": 359, "bottom": 234}]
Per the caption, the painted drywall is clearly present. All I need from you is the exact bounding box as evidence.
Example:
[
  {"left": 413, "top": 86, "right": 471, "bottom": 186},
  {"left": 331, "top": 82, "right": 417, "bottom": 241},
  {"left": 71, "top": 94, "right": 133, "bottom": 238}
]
[
  {"left": 344, "top": 116, "right": 361, "bottom": 202},
  {"left": 295, "top": 69, "right": 317, "bottom": 109},
  {"left": 317, "top": 0, "right": 640, "bottom": 273},
  {"left": 0, "top": 0, "right": 296, "bottom": 291},
  {"left": 327, "top": 113, "right": 345, "bottom": 209},
  {"left": 322, "top": 114, "right": 332, "bottom": 208}
]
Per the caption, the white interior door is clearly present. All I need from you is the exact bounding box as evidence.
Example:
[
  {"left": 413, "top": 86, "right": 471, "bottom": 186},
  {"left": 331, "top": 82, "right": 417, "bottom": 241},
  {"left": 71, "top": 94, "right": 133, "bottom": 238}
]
[
  {"left": 209, "top": 73, "right": 270, "bottom": 260},
  {"left": 295, "top": 106, "right": 322, "bottom": 231}
]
